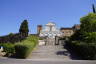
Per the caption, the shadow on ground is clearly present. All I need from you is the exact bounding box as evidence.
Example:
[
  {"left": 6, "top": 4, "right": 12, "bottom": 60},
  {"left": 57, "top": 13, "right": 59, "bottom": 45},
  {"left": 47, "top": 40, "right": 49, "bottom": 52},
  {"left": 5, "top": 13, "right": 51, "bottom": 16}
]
[
  {"left": 56, "top": 42, "right": 82, "bottom": 60},
  {"left": 56, "top": 51, "right": 69, "bottom": 56}
]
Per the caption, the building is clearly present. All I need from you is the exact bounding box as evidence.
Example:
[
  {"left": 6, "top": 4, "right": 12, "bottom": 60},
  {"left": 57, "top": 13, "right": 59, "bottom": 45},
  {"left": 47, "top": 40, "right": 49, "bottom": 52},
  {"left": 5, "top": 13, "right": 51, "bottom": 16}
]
[
  {"left": 37, "top": 25, "right": 42, "bottom": 35},
  {"left": 72, "top": 24, "right": 80, "bottom": 31},
  {"left": 60, "top": 28, "right": 74, "bottom": 37},
  {"left": 60, "top": 24, "right": 80, "bottom": 37},
  {"left": 37, "top": 22, "right": 80, "bottom": 38},
  {"left": 39, "top": 22, "right": 62, "bottom": 38}
]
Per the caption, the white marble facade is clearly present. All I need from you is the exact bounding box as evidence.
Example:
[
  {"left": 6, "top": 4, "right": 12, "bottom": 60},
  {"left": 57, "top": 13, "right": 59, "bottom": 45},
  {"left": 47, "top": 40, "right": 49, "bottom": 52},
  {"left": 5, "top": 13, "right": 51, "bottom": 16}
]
[{"left": 39, "top": 22, "right": 62, "bottom": 38}]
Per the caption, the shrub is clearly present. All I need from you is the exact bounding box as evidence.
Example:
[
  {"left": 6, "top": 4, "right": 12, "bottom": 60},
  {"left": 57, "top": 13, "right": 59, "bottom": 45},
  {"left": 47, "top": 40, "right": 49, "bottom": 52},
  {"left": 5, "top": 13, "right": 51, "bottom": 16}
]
[
  {"left": 0, "top": 33, "right": 26, "bottom": 43},
  {"left": 68, "top": 12, "right": 96, "bottom": 60},
  {"left": 68, "top": 41, "right": 96, "bottom": 60},
  {"left": 0, "top": 43, "right": 15, "bottom": 56},
  {"left": 78, "top": 43, "right": 96, "bottom": 60},
  {"left": 15, "top": 44, "right": 33, "bottom": 58},
  {"left": 15, "top": 35, "right": 38, "bottom": 58}
]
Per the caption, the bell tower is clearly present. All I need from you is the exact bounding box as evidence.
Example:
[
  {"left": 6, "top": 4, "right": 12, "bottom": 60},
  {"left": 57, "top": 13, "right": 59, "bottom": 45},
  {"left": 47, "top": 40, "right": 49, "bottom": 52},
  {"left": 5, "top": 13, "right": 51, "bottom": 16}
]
[{"left": 37, "top": 25, "right": 42, "bottom": 35}]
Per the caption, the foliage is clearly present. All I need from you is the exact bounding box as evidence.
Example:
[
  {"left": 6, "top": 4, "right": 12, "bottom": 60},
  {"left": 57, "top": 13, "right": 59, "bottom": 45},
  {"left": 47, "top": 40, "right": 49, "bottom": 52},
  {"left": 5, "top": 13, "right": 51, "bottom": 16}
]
[
  {"left": 19, "top": 20, "right": 29, "bottom": 37},
  {"left": 80, "top": 13, "right": 96, "bottom": 33},
  {"left": 15, "top": 35, "right": 38, "bottom": 58},
  {"left": 70, "top": 30, "right": 83, "bottom": 41},
  {"left": 80, "top": 13, "right": 96, "bottom": 42},
  {"left": 92, "top": 4, "right": 96, "bottom": 13},
  {"left": 0, "top": 20, "right": 29, "bottom": 43},
  {"left": 71, "top": 13, "right": 96, "bottom": 42},
  {"left": 68, "top": 13, "right": 96, "bottom": 60},
  {"left": 0, "top": 33, "right": 25, "bottom": 43},
  {"left": 0, "top": 43, "right": 15, "bottom": 56},
  {"left": 83, "top": 32, "right": 96, "bottom": 43},
  {"left": 66, "top": 41, "right": 96, "bottom": 60}
]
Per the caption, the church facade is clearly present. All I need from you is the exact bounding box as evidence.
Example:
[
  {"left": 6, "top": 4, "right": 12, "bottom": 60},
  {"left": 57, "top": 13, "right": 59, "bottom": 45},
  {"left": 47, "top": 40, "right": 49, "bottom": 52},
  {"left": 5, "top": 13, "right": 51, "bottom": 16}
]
[
  {"left": 38, "top": 22, "right": 62, "bottom": 38},
  {"left": 37, "top": 22, "right": 80, "bottom": 38}
]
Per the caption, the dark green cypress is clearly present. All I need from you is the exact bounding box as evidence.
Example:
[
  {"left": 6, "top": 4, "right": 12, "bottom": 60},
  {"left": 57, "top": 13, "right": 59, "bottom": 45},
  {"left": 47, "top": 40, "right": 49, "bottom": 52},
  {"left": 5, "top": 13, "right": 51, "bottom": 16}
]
[
  {"left": 92, "top": 4, "right": 96, "bottom": 13},
  {"left": 19, "top": 20, "right": 29, "bottom": 37}
]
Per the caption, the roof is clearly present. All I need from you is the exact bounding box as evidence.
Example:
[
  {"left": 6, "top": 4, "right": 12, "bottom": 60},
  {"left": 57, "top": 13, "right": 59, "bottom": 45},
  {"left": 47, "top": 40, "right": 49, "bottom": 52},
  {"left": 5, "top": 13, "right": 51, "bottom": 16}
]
[
  {"left": 60, "top": 28, "right": 73, "bottom": 30},
  {"left": 72, "top": 24, "right": 80, "bottom": 29}
]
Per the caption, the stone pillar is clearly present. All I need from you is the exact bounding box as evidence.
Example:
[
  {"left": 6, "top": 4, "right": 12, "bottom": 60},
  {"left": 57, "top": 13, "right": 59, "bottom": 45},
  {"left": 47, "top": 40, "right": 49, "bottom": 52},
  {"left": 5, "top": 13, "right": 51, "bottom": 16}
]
[{"left": 55, "top": 36, "right": 59, "bottom": 45}]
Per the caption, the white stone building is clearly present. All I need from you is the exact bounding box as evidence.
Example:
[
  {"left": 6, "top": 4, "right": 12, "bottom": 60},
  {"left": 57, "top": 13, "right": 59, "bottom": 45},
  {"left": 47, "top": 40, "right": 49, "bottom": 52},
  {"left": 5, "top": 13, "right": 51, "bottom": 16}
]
[{"left": 39, "top": 22, "right": 62, "bottom": 38}]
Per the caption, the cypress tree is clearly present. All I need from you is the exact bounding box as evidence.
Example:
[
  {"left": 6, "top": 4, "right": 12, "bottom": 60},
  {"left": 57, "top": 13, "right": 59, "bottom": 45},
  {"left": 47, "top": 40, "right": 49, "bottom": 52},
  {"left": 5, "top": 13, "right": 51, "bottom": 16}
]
[
  {"left": 19, "top": 20, "right": 29, "bottom": 37},
  {"left": 92, "top": 4, "right": 96, "bottom": 13}
]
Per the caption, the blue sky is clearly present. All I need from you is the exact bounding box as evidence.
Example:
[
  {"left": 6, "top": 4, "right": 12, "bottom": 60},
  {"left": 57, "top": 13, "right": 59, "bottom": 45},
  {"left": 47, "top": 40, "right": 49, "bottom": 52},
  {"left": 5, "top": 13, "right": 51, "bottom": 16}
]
[{"left": 0, "top": 0, "right": 94, "bottom": 36}]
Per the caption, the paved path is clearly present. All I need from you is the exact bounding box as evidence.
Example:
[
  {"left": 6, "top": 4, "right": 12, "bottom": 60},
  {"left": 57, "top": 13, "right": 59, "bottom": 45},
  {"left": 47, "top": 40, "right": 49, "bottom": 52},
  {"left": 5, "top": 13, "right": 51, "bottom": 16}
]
[
  {"left": 0, "top": 39, "right": 96, "bottom": 64},
  {"left": 28, "top": 37, "right": 80, "bottom": 60},
  {"left": 0, "top": 57, "right": 96, "bottom": 64},
  {"left": 28, "top": 45, "right": 71, "bottom": 60},
  {"left": 28, "top": 37, "right": 72, "bottom": 59}
]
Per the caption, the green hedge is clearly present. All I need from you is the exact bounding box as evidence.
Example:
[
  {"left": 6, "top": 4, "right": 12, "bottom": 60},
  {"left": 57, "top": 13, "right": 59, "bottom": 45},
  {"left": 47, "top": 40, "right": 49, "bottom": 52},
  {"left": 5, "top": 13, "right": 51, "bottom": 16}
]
[
  {"left": 67, "top": 41, "right": 96, "bottom": 60},
  {"left": 0, "top": 33, "right": 26, "bottom": 43},
  {"left": 15, "top": 35, "right": 38, "bottom": 58},
  {"left": 0, "top": 43, "right": 15, "bottom": 56},
  {"left": 0, "top": 35, "right": 38, "bottom": 58}
]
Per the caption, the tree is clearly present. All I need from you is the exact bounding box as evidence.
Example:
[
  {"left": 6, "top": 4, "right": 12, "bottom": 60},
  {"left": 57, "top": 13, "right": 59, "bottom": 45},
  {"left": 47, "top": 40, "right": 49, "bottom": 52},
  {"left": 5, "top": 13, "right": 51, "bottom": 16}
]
[
  {"left": 78, "top": 13, "right": 96, "bottom": 43},
  {"left": 71, "top": 13, "right": 96, "bottom": 42},
  {"left": 80, "top": 13, "right": 96, "bottom": 33},
  {"left": 70, "top": 30, "right": 83, "bottom": 41},
  {"left": 19, "top": 20, "right": 29, "bottom": 37},
  {"left": 83, "top": 32, "right": 96, "bottom": 43},
  {"left": 92, "top": 4, "right": 96, "bottom": 13}
]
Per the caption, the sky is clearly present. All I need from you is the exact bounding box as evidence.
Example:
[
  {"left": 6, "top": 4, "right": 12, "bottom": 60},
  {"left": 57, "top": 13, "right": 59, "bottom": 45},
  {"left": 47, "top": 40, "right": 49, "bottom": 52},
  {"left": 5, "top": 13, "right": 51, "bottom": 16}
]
[{"left": 0, "top": 0, "right": 94, "bottom": 36}]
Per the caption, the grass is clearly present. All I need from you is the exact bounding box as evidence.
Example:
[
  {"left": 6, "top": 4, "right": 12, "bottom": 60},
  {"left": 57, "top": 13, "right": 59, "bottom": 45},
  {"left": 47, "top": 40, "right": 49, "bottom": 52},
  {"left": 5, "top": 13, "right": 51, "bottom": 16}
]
[{"left": 0, "top": 35, "right": 39, "bottom": 58}]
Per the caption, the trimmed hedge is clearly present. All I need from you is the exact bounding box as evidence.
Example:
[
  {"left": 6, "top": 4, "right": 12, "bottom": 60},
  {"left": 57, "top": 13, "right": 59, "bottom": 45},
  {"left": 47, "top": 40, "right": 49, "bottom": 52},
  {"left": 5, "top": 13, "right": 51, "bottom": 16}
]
[
  {"left": 15, "top": 35, "right": 38, "bottom": 58},
  {"left": 15, "top": 44, "right": 32, "bottom": 58},
  {"left": 0, "top": 33, "right": 26, "bottom": 43},
  {"left": 66, "top": 41, "right": 96, "bottom": 60},
  {"left": 0, "top": 43, "right": 15, "bottom": 56},
  {"left": 0, "top": 35, "right": 38, "bottom": 58}
]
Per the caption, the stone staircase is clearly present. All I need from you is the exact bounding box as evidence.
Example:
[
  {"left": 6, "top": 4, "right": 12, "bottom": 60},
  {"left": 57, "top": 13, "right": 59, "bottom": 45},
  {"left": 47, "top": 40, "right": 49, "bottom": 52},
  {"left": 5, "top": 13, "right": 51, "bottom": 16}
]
[{"left": 29, "top": 45, "right": 70, "bottom": 59}]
